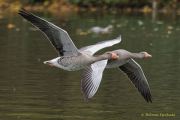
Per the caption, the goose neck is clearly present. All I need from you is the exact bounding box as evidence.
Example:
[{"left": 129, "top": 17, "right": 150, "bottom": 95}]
[
  {"left": 130, "top": 53, "right": 144, "bottom": 59},
  {"left": 93, "top": 53, "right": 111, "bottom": 62}
]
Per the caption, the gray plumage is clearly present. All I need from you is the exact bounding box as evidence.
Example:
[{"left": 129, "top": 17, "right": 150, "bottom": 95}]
[
  {"left": 19, "top": 9, "right": 152, "bottom": 102},
  {"left": 119, "top": 59, "right": 152, "bottom": 102},
  {"left": 82, "top": 60, "right": 108, "bottom": 100},
  {"left": 107, "top": 50, "right": 152, "bottom": 103},
  {"left": 18, "top": 9, "right": 122, "bottom": 100},
  {"left": 19, "top": 8, "right": 78, "bottom": 56},
  {"left": 18, "top": 9, "right": 121, "bottom": 71},
  {"left": 82, "top": 49, "right": 152, "bottom": 102}
]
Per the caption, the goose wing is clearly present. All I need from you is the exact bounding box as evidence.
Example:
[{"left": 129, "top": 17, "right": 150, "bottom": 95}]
[
  {"left": 18, "top": 9, "right": 79, "bottom": 56},
  {"left": 119, "top": 59, "right": 152, "bottom": 102},
  {"left": 79, "top": 36, "right": 121, "bottom": 55},
  {"left": 81, "top": 60, "right": 108, "bottom": 100}
]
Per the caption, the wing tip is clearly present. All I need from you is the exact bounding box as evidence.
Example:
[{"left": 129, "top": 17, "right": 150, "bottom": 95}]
[
  {"left": 18, "top": 8, "right": 31, "bottom": 18},
  {"left": 18, "top": 8, "right": 27, "bottom": 14},
  {"left": 116, "top": 35, "right": 122, "bottom": 42},
  {"left": 146, "top": 98, "right": 152, "bottom": 103},
  {"left": 82, "top": 94, "right": 93, "bottom": 102},
  {"left": 81, "top": 85, "right": 93, "bottom": 102},
  {"left": 143, "top": 92, "right": 152, "bottom": 103}
]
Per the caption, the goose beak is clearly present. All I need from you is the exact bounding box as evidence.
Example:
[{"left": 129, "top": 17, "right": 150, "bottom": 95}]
[
  {"left": 144, "top": 52, "right": 152, "bottom": 58},
  {"left": 110, "top": 52, "right": 119, "bottom": 60},
  {"left": 43, "top": 61, "right": 54, "bottom": 67}
]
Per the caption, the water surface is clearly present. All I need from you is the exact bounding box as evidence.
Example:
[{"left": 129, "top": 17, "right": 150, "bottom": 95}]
[{"left": 0, "top": 12, "right": 179, "bottom": 120}]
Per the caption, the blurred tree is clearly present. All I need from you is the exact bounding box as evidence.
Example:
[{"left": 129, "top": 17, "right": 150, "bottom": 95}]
[
  {"left": 152, "top": 0, "right": 158, "bottom": 21},
  {"left": 28, "top": 0, "right": 49, "bottom": 4},
  {"left": 0, "top": 0, "right": 178, "bottom": 12}
]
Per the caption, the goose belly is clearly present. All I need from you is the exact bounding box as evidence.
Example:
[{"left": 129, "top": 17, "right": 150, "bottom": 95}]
[
  {"left": 106, "top": 59, "right": 127, "bottom": 68},
  {"left": 58, "top": 64, "right": 85, "bottom": 71},
  {"left": 57, "top": 56, "right": 91, "bottom": 71}
]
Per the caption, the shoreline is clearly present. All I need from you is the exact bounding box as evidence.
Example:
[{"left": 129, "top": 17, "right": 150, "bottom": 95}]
[{"left": 0, "top": 1, "right": 179, "bottom": 16}]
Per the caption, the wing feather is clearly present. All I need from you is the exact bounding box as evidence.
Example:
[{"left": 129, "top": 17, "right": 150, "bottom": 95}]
[
  {"left": 79, "top": 36, "right": 121, "bottom": 55},
  {"left": 18, "top": 8, "right": 79, "bottom": 56},
  {"left": 81, "top": 60, "right": 108, "bottom": 100},
  {"left": 119, "top": 59, "right": 152, "bottom": 102}
]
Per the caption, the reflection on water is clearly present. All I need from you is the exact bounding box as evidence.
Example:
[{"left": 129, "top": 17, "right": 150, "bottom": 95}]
[{"left": 0, "top": 12, "right": 180, "bottom": 120}]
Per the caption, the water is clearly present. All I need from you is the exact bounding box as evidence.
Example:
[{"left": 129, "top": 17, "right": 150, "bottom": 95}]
[{"left": 0, "top": 12, "right": 179, "bottom": 120}]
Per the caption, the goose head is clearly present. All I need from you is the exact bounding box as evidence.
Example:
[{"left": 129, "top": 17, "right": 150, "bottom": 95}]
[
  {"left": 104, "top": 25, "right": 113, "bottom": 32},
  {"left": 110, "top": 52, "right": 119, "bottom": 60},
  {"left": 140, "top": 52, "right": 152, "bottom": 59},
  {"left": 105, "top": 52, "right": 119, "bottom": 60}
]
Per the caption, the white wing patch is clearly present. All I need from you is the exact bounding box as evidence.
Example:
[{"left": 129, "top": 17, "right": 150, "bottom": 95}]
[
  {"left": 80, "top": 36, "right": 121, "bottom": 55},
  {"left": 81, "top": 60, "right": 108, "bottom": 100}
]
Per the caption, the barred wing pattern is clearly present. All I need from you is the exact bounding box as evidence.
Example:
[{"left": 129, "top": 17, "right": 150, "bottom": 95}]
[{"left": 81, "top": 60, "right": 108, "bottom": 100}]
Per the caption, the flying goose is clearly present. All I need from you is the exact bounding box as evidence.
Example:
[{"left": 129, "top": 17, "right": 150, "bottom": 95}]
[
  {"left": 18, "top": 9, "right": 152, "bottom": 103},
  {"left": 18, "top": 9, "right": 121, "bottom": 71},
  {"left": 19, "top": 9, "right": 123, "bottom": 100},
  {"left": 82, "top": 49, "right": 152, "bottom": 102}
]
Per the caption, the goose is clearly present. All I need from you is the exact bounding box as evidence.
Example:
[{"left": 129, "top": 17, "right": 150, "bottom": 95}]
[
  {"left": 18, "top": 9, "right": 152, "bottom": 102},
  {"left": 18, "top": 9, "right": 121, "bottom": 71},
  {"left": 89, "top": 25, "right": 113, "bottom": 34},
  {"left": 82, "top": 49, "right": 152, "bottom": 102}
]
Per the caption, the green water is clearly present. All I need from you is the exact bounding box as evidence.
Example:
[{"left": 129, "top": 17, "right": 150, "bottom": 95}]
[{"left": 0, "top": 12, "right": 179, "bottom": 120}]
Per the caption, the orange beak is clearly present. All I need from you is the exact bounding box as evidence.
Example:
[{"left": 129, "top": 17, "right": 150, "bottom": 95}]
[
  {"left": 144, "top": 52, "right": 152, "bottom": 58},
  {"left": 110, "top": 52, "right": 119, "bottom": 60}
]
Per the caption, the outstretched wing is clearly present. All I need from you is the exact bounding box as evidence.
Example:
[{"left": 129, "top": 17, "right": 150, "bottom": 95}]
[
  {"left": 81, "top": 60, "right": 108, "bottom": 100},
  {"left": 119, "top": 59, "right": 152, "bottom": 102},
  {"left": 18, "top": 8, "right": 79, "bottom": 56},
  {"left": 79, "top": 36, "right": 121, "bottom": 55}
]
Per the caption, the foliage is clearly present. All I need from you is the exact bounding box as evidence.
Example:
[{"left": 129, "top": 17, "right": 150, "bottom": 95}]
[
  {"left": 23, "top": 0, "right": 177, "bottom": 7},
  {"left": 0, "top": 0, "right": 179, "bottom": 12},
  {"left": 68, "top": 0, "right": 150, "bottom": 6}
]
